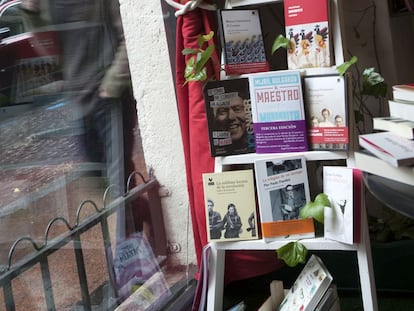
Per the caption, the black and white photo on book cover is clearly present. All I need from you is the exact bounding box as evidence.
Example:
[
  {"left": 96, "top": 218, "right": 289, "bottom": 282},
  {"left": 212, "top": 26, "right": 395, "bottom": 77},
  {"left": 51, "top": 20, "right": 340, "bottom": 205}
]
[
  {"left": 303, "top": 74, "right": 349, "bottom": 151},
  {"left": 254, "top": 155, "right": 314, "bottom": 241},
  {"left": 203, "top": 78, "right": 255, "bottom": 156},
  {"left": 218, "top": 8, "right": 269, "bottom": 75}
]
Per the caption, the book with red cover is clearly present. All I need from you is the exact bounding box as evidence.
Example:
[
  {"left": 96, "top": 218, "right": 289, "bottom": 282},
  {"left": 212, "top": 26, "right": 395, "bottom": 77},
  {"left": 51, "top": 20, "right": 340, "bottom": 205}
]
[
  {"left": 323, "top": 166, "right": 363, "bottom": 244},
  {"left": 284, "top": 0, "right": 333, "bottom": 70}
]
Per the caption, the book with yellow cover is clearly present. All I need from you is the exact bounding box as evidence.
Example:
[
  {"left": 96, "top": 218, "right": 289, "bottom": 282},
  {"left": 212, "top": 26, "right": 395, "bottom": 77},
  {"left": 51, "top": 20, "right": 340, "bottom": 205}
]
[{"left": 202, "top": 169, "right": 259, "bottom": 242}]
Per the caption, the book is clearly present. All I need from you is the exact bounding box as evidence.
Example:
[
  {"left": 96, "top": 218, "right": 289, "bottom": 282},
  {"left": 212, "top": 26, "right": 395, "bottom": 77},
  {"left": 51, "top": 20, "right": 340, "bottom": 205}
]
[
  {"left": 218, "top": 9, "right": 269, "bottom": 76},
  {"left": 203, "top": 78, "right": 255, "bottom": 156},
  {"left": 284, "top": 0, "right": 333, "bottom": 70},
  {"left": 202, "top": 169, "right": 259, "bottom": 242},
  {"left": 358, "top": 131, "right": 414, "bottom": 167},
  {"left": 248, "top": 70, "right": 308, "bottom": 153},
  {"left": 373, "top": 116, "right": 414, "bottom": 139},
  {"left": 278, "top": 254, "right": 333, "bottom": 311},
  {"left": 388, "top": 99, "right": 414, "bottom": 121},
  {"left": 323, "top": 166, "right": 363, "bottom": 244},
  {"left": 303, "top": 74, "right": 349, "bottom": 151},
  {"left": 254, "top": 155, "right": 314, "bottom": 242},
  {"left": 392, "top": 83, "right": 414, "bottom": 103},
  {"left": 354, "top": 150, "right": 414, "bottom": 187},
  {"left": 315, "top": 284, "right": 340, "bottom": 311}
]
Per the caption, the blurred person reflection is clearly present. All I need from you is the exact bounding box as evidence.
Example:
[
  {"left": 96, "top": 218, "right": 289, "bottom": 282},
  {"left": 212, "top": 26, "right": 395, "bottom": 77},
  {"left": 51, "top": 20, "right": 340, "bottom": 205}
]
[{"left": 19, "top": 1, "right": 148, "bottom": 236}]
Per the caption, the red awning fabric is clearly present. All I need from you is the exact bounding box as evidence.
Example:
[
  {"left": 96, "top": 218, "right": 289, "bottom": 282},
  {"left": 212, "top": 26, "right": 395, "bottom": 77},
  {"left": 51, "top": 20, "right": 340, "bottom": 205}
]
[{"left": 174, "top": 3, "right": 284, "bottom": 291}]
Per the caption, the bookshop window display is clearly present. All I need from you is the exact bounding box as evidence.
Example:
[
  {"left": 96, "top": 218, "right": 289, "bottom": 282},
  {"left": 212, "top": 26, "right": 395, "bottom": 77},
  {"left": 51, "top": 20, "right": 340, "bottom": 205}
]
[{"left": 0, "top": 1, "right": 191, "bottom": 310}]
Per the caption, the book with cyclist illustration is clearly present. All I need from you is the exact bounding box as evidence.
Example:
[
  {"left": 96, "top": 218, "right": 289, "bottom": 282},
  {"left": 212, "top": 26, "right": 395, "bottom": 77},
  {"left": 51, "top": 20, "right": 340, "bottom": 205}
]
[
  {"left": 254, "top": 155, "right": 314, "bottom": 242},
  {"left": 203, "top": 78, "right": 255, "bottom": 156},
  {"left": 202, "top": 169, "right": 259, "bottom": 242}
]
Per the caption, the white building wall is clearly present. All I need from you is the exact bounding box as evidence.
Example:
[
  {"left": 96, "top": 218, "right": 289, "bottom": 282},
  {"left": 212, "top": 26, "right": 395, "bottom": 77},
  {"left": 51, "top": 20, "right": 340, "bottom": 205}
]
[{"left": 119, "top": 0, "right": 195, "bottom": 265}]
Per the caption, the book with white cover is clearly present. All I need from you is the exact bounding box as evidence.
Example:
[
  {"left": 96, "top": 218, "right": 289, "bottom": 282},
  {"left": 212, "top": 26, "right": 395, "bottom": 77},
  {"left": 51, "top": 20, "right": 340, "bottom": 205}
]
[
  {"left": 323, "top": 166, "right": 363, "bottom": 244},
  {"left": 254, "top": 155, "right": 314, "bottom": 242},
  {"left": 279, "top": 254, "right": 333, "bottom": 311},
  {"left": 373, "top": 116, "right": 414, "bottom": 140},
  {"left": 358, "top": 131, "right": 414, "bottom": 167},
  {"left": 392, "top": 83, "right": 414, "bottom": 103},
  {"left": 388, "top": 99, "right": 414, "bottom": 121},
  {"left": 354, "top": 150, "right": 414, "bottom": 187}
]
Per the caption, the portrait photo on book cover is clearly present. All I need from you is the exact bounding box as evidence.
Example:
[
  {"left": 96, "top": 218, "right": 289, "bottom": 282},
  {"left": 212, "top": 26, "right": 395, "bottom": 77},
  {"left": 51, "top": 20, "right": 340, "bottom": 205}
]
[{"left": 265, "top": 159, "right": 307, "bottom": 221}]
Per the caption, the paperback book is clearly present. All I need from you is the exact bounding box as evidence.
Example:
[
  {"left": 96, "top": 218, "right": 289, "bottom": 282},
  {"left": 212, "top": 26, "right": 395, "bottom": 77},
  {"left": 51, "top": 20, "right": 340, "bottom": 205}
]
[
  {"left": 303, "top": 74, "right": 349, "bottom": 150},
  {"left": 284, "top": 0, "right": 333, "bottom": 70},
  {"left": 203, "top": 78, "right": 255, "bottom": 156},
  {"left": 388, "top": 99, "right": 414, "bottom": 121},
  {"left": 323, "top": 166, "right": 363, "bottom": 244},
  {"left": 254, "top": 155, "right": 314, "bottom": 242},
  {"left": 202, "top": 169, "right": 259, "bottom": 242},
  {"left": 392, "top": 83, "right": 414, "bottom": 103},
  {"left": 279, "top": 254, "right": 333, "bottom": 311},
  {"left": 373, "top": 116, "right": 414, "bottom": 140},
  {"left": 358, "top": 131, "right": 414, "bottom": 167},
  {"left": 218, "top": 9, "right": 269, "bottom": 76},
  {"left": 248, "top": 70, "right": 308, "bottom": 153}
]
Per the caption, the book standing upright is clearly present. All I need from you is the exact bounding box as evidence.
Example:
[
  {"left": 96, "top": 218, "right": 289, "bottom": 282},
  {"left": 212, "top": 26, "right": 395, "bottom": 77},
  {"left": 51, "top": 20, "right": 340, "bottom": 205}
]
[
  {"left": 248, "top": 70, "right": 308, "bottom": 153},
  {"left": 254, "top": 155, "right": 314, "bottom": 242}
]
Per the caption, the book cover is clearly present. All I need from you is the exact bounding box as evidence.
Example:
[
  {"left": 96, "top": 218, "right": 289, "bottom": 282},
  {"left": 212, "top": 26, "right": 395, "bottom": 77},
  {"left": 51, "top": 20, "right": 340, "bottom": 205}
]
[
  {"left": 358, "top": 131, "right": 414, "bottom": 167},
  {"left": 388, "top": 99, "right": 414, "bottom": 121},
  {"left": 323, "top": 166, "right": 363, "bottom": 245},
  {"left": 218, "top": 9, "right": 269, "bottom": 76},
  {"left": 203, "top": 78, "right": 255, "bottom": 156},
  {"left": 303, "top": 74, "right": 349, "bottom": 151},
  {"left": 248, "top": 70, "right": 308, "bottom": 153},
  {"left": 254, "top": 155, "right": 314, "bottom": 242},
  {"left": 284, "top": 0, "right": 333, "bottom": 70},
  {"left": 373, "top": 116, "right": 414, "bottom": 140},
  {"left": 354, "top": 150, "right": 414, "bottom": 187},
  {"left": 202, "top": 169, "right": 259, "bottom": 242},
  {"left": 392, "top": 83, "right": 414, "bottom": 103},
  {"left": 279, "top": 254, "right": 333, "bottom": 311}
]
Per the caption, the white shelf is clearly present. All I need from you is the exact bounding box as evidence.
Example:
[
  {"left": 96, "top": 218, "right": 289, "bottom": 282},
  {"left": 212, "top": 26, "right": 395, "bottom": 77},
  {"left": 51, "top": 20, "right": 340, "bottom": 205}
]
[
  {"left": 214, "top": 151, "right": 348, "bottom": 171},
  {"left": 211, "top": 237, "right": 359, "bottom": 251}
]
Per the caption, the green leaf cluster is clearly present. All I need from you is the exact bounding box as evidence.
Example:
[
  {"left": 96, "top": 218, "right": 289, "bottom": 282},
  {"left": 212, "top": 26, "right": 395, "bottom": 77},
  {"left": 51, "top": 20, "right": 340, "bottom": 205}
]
[
  {"left": 276, "top": 241, "right": 308, "bottom": 267},
  {"left": 300, "top": 193, "right": 331, "bottom": 224},
  {"left": 182, "top": 31, "right": 215, "bottom": 84}
]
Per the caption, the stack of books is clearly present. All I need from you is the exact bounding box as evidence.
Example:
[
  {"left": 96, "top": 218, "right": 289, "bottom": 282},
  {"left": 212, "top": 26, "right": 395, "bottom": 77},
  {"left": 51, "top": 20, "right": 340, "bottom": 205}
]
[{"left": 355, "top": 83, "right": 414, "bottom": 186}]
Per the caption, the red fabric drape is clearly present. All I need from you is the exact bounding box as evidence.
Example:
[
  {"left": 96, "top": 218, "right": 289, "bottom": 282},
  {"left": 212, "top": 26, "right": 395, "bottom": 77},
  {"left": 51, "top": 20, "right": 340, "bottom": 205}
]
[{"left": 175, "top": 6, "right": 284, "bottom": 287}]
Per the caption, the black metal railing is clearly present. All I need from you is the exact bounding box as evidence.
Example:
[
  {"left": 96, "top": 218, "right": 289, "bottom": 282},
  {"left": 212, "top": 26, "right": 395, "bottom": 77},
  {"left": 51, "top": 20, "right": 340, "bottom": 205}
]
[{"left": 0, "top": 171, "right": 167, "bottom": 311}]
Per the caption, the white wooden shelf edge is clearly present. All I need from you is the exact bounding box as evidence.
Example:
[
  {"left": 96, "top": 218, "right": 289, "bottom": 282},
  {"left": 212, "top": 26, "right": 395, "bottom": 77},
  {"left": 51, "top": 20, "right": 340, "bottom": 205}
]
[
  {"left": 215, "top": 151, "right": 348, "bottom": 169},
  {"left": 210, "top": 237, "right": 359, "bottom": 251}
]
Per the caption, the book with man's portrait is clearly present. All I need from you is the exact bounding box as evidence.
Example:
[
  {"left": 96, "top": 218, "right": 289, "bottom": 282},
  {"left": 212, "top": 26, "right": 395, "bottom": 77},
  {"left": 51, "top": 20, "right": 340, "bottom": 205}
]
[
  {"left": 203, "top": 78, "right": 255, "bottom": 157},
  {"left": 202, "top": 169, "right": 259, "bottom": 242},
  {"left": 254, "top": 155, "right": 314, "bottom": 242}
]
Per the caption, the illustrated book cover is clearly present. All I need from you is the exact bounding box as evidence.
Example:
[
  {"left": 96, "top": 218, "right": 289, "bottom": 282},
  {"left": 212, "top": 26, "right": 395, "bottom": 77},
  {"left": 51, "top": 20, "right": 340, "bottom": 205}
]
[
  {"left": 388, "top": 99, "right": 414, "bottom": 121},
  {"left": 284, "top": 0, "right": 333, "bottom": 70},
  {"left": 323, "top": 166, "right": 363, "bottom": 244},
  {"left": 373, "top": 116, "right": 414, "bottom": 140},
  {"left": 202, "top": 169, "right": 259, "bottom": 242},
  {"left": 358, "top": 131, "right": 414, "bottom": 167},
  {"left": 218, "top": 9, "right": 269, "bottom": 76},
  {"left": 254, "top": 155, "right": 314, "bottom": 242},
  {"left": 203, "top": 78, "right": 255, "bottom": 156},
  {"left": 303, "top": 74, "right": 349, "bottom": 151},
  {"left": 278, "top": 254, "right": 333, "bottom": 311},
  {"left": 392, "top": 83, "right": 414, "bottom": 103},
  {"left": 248, "top": 70, "right": 308, "bottom": 153}
]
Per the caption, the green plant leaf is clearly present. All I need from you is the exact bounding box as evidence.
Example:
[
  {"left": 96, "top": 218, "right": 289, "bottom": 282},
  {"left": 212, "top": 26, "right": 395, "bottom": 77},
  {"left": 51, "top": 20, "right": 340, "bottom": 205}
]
[
  {"left": 336, "top": 56, "right": 358, "bottom": 76},
  {"left": 272, "top": 34, "right": 290, "bottom": 55},
  {"left": 194, "top": 43, "right": 215, "bottom": 74},
  {"left": 182, "top": 48, "right": 198, "bottom": 56},
  {"left": 276, "top": 241, "right": 308, "bottom": 267},
  {"left": 300, "top": 193, "right": 331, "bottom": 224},
  {"left": 362, "top": 67, "right": 387, "bottom": 97}
]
